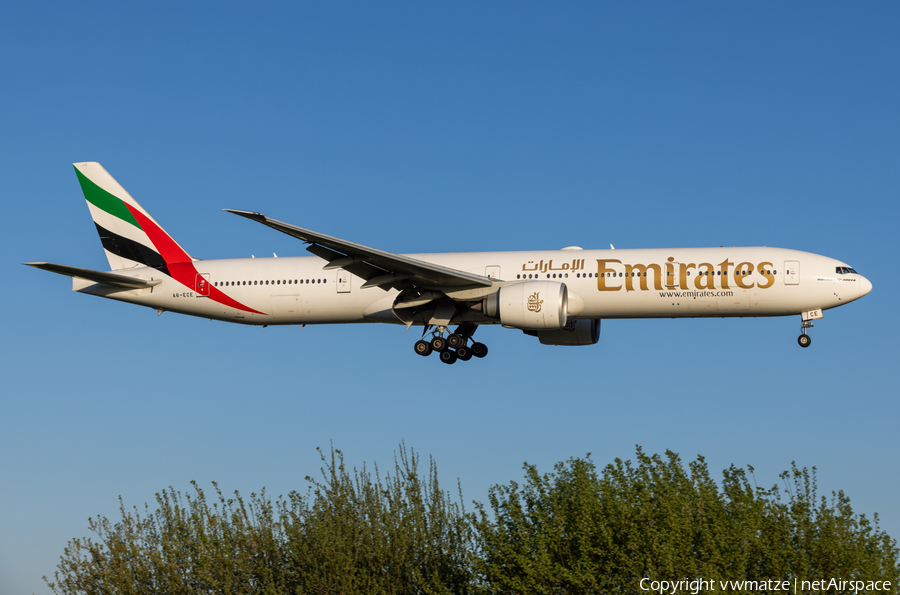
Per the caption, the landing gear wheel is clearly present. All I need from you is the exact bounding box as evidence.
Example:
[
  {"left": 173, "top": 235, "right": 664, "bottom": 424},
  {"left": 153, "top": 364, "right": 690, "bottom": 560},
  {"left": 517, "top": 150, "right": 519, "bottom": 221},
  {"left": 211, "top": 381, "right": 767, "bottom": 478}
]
[
  {"left": 456, "top": 345, "right": 472, "bottom": 361},
  {"left": 431, "top": 336, "right": 448, "bottom": 352},
  {"left": 471, "top": 342, "right": 488, "bottom": 358},
  {"left": 798, "top": 334, "right": 811, "bottom": 348},
  {"left": 414, "top": 340, "right": 433, "bottom": 356},
  {"left": 446, "top": 333, "right": 464, "bottom": 349},
  {"left": 439, "top": 350, "right": 458, "bottom": 364}
]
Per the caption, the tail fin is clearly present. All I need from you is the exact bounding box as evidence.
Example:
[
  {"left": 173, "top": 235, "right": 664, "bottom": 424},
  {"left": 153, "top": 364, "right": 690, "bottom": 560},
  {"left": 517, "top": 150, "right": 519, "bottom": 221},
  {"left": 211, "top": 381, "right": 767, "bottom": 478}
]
[{"left": 74, "top": 162, "right": 194, "bottom": 271}]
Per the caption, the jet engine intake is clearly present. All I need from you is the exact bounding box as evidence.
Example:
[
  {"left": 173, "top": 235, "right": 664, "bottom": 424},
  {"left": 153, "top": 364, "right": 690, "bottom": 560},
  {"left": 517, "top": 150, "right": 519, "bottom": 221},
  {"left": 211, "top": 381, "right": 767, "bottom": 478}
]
[
  {"left": 484, "top": 281, "right": 568, "bottom": 330},
  {"left": 524, "top": 318, "right": 600, "bottom": 346}
]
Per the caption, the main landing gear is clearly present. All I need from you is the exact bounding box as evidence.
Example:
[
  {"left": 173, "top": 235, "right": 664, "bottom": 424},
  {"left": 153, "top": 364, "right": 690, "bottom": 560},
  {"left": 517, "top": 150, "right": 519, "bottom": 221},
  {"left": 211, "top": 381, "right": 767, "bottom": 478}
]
[{"left": 414, "top": 324, "right": 488, "bottom": 364}]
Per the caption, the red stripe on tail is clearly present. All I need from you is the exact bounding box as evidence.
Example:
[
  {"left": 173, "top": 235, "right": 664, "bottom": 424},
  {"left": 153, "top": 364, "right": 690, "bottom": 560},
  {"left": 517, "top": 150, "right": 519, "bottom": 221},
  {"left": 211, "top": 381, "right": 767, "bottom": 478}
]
[{"left": 127, "top": 205, "right": 266, "bottom": 315}]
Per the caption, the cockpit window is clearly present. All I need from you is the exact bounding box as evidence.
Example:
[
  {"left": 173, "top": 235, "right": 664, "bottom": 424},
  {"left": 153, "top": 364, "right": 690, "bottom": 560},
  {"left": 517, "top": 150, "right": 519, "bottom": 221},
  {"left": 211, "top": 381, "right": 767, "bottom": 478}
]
[{"left": 836, "top": 266, "right": 859, "bottom": 275}]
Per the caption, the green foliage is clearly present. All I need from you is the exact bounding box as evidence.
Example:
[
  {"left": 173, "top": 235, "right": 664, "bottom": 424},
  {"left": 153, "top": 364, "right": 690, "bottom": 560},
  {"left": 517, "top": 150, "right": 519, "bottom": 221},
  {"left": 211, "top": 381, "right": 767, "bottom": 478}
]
[
  {"left": 472, "top": 448, "right": 899, "bottom": 594},
  {"left": 46, "top": 444, "right": 473, "bottom": 595},
  {"left": 47, "top": 446, "right": 897, "bottom": 595},
  {"left": 281, "top": 444, "right": 474, "bottom": 594}
]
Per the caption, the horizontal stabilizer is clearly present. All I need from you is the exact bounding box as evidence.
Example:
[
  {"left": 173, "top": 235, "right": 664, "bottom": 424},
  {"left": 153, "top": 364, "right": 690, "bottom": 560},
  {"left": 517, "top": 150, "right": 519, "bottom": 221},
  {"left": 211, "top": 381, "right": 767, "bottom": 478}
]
[{"left": 24, "top": 262, "right": 162, "bottom": 290}]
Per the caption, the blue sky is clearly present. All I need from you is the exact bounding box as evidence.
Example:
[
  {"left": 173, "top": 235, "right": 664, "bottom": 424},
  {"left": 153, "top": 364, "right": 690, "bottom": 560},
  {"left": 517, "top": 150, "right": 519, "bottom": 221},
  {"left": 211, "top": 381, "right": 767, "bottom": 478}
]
[{"left": 2, "top": 3, "right": 898, "bottom": 593}]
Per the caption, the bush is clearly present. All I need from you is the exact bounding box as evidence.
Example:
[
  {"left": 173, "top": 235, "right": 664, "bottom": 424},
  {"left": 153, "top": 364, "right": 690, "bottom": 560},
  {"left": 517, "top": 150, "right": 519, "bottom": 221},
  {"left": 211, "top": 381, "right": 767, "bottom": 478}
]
[
  {"left": 47, "top": 446, "right": 897, "bottom": 594},
  {"left": 472, "top": 448, "right": 899, "bottom": 594},
  {"left": 46, "top": 444, "right": 473, "bottom": 595}
]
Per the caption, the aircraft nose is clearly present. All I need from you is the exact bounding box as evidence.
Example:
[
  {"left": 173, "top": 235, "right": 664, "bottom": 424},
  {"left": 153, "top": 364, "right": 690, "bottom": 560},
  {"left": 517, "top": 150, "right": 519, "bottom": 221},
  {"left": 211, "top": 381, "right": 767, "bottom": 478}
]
[{"left": 860, "top": 276, "right": 873, "bottom": 298}]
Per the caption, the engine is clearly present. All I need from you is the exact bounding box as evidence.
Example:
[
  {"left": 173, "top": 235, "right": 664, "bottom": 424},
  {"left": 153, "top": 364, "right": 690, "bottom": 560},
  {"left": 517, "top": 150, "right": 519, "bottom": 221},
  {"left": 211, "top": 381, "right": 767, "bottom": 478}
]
[
  {"left": 524, "top": 318, "right": 601, "bottom": 346},
  {"left": 483, "top": 281, "right": 568, "bottom": 329}
]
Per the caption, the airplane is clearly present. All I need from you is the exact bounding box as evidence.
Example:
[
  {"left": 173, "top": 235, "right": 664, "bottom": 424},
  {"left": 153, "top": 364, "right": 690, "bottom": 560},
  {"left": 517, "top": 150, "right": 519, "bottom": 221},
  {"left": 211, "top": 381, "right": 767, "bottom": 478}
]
[{"left": 26, "top": 163, "right": 872, "bottom": 364}]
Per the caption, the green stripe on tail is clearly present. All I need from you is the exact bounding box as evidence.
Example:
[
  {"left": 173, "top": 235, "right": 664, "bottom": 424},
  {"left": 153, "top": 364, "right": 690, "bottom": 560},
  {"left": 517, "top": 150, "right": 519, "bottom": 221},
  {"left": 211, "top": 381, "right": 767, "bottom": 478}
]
[{"left": 75, "top": 167, "right": 141, "bottom": 229}]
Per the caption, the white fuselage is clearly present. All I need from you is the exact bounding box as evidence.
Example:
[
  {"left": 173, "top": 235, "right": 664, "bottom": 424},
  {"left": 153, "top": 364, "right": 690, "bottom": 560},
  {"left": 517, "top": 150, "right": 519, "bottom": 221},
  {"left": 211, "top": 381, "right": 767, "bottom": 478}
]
[{"left": 77, "top": 246, "right": 871, "bottom": 326}]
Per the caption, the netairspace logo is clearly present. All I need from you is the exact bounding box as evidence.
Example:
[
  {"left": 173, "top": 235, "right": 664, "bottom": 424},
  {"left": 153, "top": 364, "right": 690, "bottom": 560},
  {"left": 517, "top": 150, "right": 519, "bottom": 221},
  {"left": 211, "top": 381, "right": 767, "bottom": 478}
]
[{"left": 639, "top": 577, "right": 893, "bottom": 594}]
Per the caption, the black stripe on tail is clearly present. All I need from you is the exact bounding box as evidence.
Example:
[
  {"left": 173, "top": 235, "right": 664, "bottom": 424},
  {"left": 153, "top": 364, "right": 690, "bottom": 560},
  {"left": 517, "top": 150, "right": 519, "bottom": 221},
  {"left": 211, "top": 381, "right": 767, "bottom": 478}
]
[{"left": 94, "top": 223, "right": 170, "bottom": 275}]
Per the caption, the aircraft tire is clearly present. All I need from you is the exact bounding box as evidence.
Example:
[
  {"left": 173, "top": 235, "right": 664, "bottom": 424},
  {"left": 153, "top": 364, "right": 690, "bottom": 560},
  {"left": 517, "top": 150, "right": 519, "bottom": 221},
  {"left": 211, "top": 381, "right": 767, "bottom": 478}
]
[
  {"left": 439, "top": 350, "right": 458, "bottom": 364},
  {"left": 414, "top": 340, "right": 433, "bottom": 356},
  {"left": 798, "top": 334, "right": 811, "bottom": 348},
  {"left": 431, "top": 336, "right": 448, "bottom": 352},
  {"left": 447, "top": 333, "right": 464, "bottom": 349},
  {"left": 471, "top": 342, "right": 488, "bottom": 358},
  {"left": 456, "top": 346, "right": 472, "bottom": 361}
]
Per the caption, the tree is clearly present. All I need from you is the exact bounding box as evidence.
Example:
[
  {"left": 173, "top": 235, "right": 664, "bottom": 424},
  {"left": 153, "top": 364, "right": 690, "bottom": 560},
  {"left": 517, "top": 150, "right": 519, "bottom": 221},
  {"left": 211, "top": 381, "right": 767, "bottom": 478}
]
[
  {"left": 46, "top": 444, "right": 473, "bottom": 595},
  {"left": 472, "top": 448, "right": 899, "bottom": 594},
  {"left": 47, "top": 445, "right": 898, "bottom": 594}
]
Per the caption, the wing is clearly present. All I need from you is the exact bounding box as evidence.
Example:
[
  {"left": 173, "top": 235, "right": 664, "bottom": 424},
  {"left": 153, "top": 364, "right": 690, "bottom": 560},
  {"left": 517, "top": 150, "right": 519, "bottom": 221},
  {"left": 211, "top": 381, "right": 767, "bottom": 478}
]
[
  {"left": 24, "top": 262, "right": 163, "bottom": 290},
  {"left": 224, "top": 210, "right": 493, "bottom": 291}
]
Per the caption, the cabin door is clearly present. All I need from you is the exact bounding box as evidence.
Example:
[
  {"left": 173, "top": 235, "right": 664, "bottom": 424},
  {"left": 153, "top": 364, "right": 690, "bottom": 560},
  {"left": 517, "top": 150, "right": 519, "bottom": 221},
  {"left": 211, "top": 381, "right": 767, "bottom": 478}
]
[
  {"left": 195, "top": 273, "right": 210, "bottom": 297},
  {"left": 784, "top": 261, "right": 800, "bottom": 285},
  {"left": 665, "top": 263, "right": 680, "bottom": 288},
  {"left": 336, "top": 270, "right": 351, "bottom": 293}
]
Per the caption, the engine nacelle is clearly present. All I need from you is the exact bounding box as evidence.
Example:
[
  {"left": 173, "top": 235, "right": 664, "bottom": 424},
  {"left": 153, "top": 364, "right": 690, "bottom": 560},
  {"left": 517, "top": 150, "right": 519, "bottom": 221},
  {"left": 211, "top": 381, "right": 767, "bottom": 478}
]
[
  {"left": 484, "top": 281, "right": 568, "bottom": 330},
  {"left": 525, "top": 318, "right": 601, "bottom": 346}
]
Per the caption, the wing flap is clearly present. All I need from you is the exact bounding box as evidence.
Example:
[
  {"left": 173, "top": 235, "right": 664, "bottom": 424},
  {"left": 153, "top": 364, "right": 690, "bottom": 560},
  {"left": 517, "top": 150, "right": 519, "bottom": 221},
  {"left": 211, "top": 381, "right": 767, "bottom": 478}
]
[
  {"left": 224, "top": 210, "right": 493, "bottom": 290},
  {"left": 24, "top": 262, "right": 163, "bottom": 290}
]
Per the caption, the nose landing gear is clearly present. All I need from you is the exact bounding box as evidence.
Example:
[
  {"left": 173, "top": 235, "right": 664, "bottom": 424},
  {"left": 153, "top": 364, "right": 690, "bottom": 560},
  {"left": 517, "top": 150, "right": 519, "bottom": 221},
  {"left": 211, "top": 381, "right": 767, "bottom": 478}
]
[
  {"left": 413, "top": 323, "right": 487, "bottom": 363},
  {"left": 798, "top": 322, "right": 812, "bottom": 348},
  {"left": 797, "top": 310, "right": 822, "bottom": 348}
]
